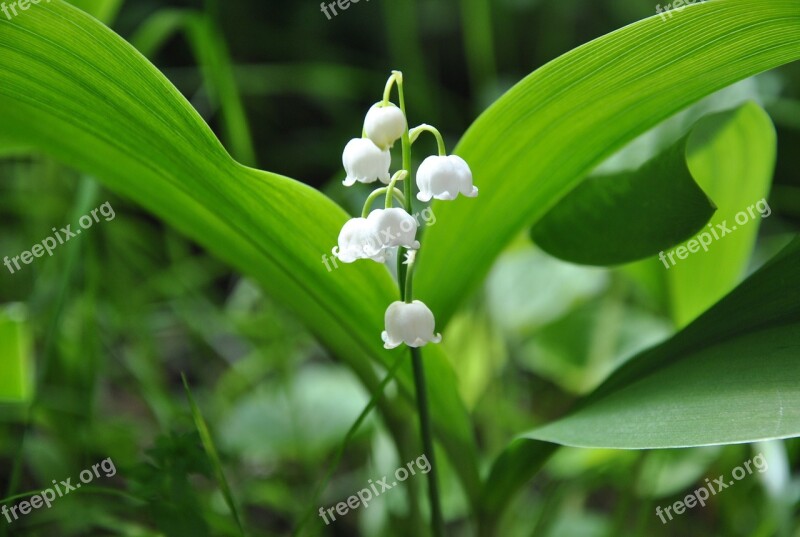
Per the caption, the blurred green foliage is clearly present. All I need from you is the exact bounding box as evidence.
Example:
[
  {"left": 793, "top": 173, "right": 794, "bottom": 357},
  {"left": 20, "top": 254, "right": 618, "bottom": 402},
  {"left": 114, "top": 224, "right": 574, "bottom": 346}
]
[{"left": 0, "top": 0, "right": 798, "bottom": 536}]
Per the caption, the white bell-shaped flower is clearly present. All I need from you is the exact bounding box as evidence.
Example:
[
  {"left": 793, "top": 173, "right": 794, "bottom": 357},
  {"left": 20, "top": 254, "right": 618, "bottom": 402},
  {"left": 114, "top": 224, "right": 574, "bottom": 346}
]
[
  {"left": 332, "top": 217, "right": 385, "bottom": 263},
  {"left": 342, "top": 138, "right": 391, "bottom": 187},
  {"left": 366, "top": 208, "right": 420, "bottom": 251},
  {"left": 364, "top": 103, "right": 407, "bottom": 149},
  {"left": 382, "top": 300, "right": 442, "bottom": 349},
  {"left": 416, "top": 155, "right": 478, "bottom": 202}
]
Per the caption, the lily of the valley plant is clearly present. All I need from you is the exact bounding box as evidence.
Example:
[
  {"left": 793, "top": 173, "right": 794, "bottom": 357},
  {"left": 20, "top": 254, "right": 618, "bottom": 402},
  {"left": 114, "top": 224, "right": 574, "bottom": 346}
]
[{"left": 332, "top": 71, "right": 478, "bottom": 535}]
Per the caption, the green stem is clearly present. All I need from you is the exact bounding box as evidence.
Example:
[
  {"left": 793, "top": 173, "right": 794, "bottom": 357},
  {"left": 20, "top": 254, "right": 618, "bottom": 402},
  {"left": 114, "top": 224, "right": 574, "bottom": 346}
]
[
  {"left": 403, "top": 256, "right": 415, "bottom": 304},
  {"left": 390, "top": 71, "right": 444, "bottom": 537},
  {"left": 382, "top": 71, "right": 403, "bottom": 105},
  {"left": 397, "top": 73, "right": 413, "bottom": 299},
  {"left": 362, "top": 186, "right": 406, "bottom": 218},
  {"left": 385, "top": 170, "right": 408, "bottom": 209},
  {"left": 409, "top": 124, "right": 447, "bottom": 156},
  {"left": 410, "top": 346, "right": 444, "bottom": 537}
]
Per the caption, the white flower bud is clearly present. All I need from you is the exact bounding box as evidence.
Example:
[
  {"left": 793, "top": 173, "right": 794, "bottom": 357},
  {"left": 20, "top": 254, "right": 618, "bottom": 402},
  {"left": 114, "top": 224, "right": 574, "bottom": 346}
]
[
  {"left": 342, "top": 138, "right": 391, "bottom": 187},
  {"left": 332, "top": 217, "right": 384, "bottom": 263},
  {"left": 381, "top": 300, "right": 442, "bottom": 349},
  {"left": 416, "top": 155, "right": 478, "bottom": 202},
  {"left": 367, "top": 208, "right": 420, "bottom": 251},
  {"left": 364, "top": 103, "right": 407, "bottom": 149}
]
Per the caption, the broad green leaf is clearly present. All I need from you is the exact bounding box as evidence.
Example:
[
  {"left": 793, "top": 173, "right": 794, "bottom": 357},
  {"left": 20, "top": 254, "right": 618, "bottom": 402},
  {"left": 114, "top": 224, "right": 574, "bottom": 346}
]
[
  {"left": 624, "top": 102, "right": 776, "bottom": 326},
  {"left": 666, "top": 102, "right": 776, "bottom": 325},
  {"left": 416, "top": 0, "right": 800, "bottom": 325},
  {"left": 0, "top": 1, "right": 480, "bottom": 503},
  {"left": 529, "top": 238, "right": 800, "bottom": 448},
  {"left": 530, "top": 129, "right": 716, "bottom": 266},
  {"left": 614, "top": 83, "right": 781, "bottom": 311},
  {"left": 592, "top": 76, "right": 780, "bottom": 177},
  {"left": 481, "top": 236, "right": 800, "bottom": 525},
  {"left": 0, "top": 304, "right": 33, "bottom": 403}
]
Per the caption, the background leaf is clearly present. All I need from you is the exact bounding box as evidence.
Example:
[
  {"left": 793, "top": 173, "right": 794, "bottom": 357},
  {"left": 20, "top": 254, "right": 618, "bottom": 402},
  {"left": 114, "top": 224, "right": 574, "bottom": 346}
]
[
  {"left": 665, "top": 102, "right": 777, "bottom": 325},
  {"left": 531, "top": 128, "right": 716, "bottom": 266}
]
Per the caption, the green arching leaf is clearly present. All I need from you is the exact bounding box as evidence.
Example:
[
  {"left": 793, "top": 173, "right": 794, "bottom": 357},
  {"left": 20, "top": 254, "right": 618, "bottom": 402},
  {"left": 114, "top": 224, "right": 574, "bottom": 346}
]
[
  {"left": 480, "top": 236, "right": 800, "bottom": 526},
  {"left": 531, "top": 130, "right": 716, "bottom": 266},
  {"left": 666, "top": 102, "right": 777, "bottom": 326},
  {"left": 624, "top": 102, "right": 777, "bottom": 327},
  {"left": 0, "top": 1, "right": 480, "bottom": 504},
  {"left": 529, "top": 101, "right": 774, "bottom": 271},
  {"left": 415, "top": 0, "right": 800, "bottom": 326},
  {"left": 528, "top": 236, "right": 800, "bottom": 448},
  {"left": 531, "top": 330, "right": 800, "bottom": 448}
]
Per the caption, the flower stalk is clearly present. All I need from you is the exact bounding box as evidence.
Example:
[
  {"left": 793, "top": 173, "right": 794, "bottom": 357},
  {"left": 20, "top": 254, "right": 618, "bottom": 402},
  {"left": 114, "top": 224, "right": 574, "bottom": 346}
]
[
  {"left": 332, "top": 70, "right": 478, "bottom": 536},
  {"left": 409, "top": 124, "right": 447, "bottom": 157},
  {"left": 362, "top": 187, "right": 406, "bottom": 218},
  {"left": 394, "top": 73, "right": 445, "bottom": 537}
]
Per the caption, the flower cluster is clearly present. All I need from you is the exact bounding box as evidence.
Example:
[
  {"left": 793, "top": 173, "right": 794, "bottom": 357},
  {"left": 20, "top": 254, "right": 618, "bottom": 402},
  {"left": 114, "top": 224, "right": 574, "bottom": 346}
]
[{"left": 333, "top": 71, "right": 479, "bottom": 349}]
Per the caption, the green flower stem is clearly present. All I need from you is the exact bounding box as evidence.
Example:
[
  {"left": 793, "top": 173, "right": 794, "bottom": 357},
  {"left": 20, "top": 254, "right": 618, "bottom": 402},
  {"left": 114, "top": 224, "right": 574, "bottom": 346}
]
[
  {"left": 397, "top": 72, "right": 413, "bottom": 299},
  {"left": 390, "top": 70, "right": 445, "bottom": 537},
  {"left": 362, "top": 186, "right": 406, "bottom": 218},
  {"left": 382, "top": 71, "right": 403, "bottom": 105},
  {"left": 409, "top": 124, "right": 447, "bottom": 156},
  {"left": 411, "top": 346, "right": 444, "bottom": 537},
  {"left": 385, "top": 170, "right": 408, "bottom": 209},
  {"left": 403, "top": 255, "right": 415, "bottom": 304}
]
